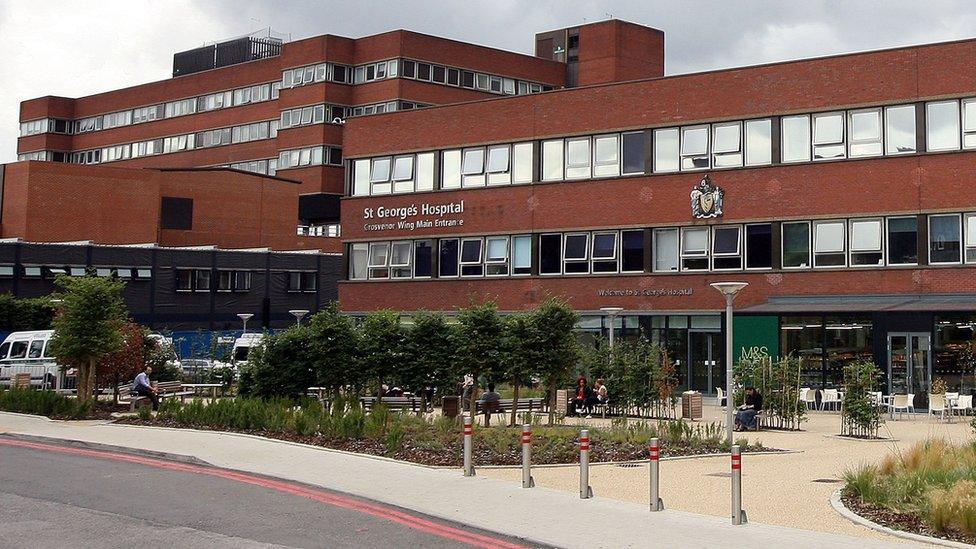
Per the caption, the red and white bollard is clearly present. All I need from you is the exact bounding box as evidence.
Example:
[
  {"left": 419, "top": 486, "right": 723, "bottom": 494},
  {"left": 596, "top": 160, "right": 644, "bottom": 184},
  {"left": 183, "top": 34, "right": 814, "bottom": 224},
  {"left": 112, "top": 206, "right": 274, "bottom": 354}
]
[
  {"left": 521, "top": 424, "right": 534, "bottom": 488},
  {"left": 649, "top": 437, "right": 664, "bottom": 511},
  {"left": 462, "top": 414, "right": 475, "bottom": 477},
  {"left": 579, "top": 429, "right": 593, "bottom": 499},
  {"left": 731, "top": 445, "right": 747, "bottom": 524}
]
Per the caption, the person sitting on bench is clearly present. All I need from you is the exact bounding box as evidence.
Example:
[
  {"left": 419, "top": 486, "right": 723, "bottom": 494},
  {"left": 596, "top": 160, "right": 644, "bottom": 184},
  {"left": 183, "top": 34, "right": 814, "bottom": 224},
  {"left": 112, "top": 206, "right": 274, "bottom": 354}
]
[
  {"left": 735, "top": 387, "right": 763, "bottom": 431},
  {"left": 132, "top": 366, "right": 160, "bottom": 411},
  {"left": 478, "top": 383, "right": 501, "bottom": 426}
]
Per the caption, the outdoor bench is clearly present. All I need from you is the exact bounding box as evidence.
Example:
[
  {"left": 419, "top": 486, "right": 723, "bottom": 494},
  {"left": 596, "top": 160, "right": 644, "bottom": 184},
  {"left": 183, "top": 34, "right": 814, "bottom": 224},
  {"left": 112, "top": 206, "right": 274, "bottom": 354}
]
[
  {"left": 119, "top": 380, "right": 195, "bottom": 411},
  {"left": 475, "top": 397, "right": 544, "bottom": 421},
  {"left": 360, "top": 396, "right": 426, "bottom": 413}
]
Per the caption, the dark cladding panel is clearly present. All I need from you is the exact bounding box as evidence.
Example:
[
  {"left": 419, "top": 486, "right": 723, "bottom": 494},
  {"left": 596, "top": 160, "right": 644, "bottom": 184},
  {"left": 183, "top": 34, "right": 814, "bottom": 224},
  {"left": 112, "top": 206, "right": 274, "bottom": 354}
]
[
  {"left": 269, "top": 252, "right": 318, "bottom": 271},
  {"left": 90, "top": 245, "right": 153, "bottom": 267},
  {"left": 161, "top": 197, "right": 193, "bottom": 230},
  {"left": 19, "top": 244, "right": 87, "bottom": 265},
  {"left": 299, "top": 193, "right": 341, "bottom": 224},
  {"left": 173, "top": 45, "right": 216, "bottom": 77},
  {"left": 156, "top": 248, "right": 212, "bottom": 268},
  {"left": 214, "top": 251, "right": 265, "bottom": 270}
]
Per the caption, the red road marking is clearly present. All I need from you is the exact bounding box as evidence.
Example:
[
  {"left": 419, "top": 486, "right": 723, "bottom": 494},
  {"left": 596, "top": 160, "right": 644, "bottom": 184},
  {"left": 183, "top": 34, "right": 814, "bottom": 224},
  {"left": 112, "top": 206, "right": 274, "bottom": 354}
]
[{"left": 0, "top": 438, "right": 528, "bottom": 549}]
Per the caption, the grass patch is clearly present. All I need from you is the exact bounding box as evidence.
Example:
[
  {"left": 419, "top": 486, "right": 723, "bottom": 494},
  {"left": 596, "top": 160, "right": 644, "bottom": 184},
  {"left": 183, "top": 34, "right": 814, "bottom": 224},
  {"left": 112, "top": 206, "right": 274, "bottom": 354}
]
[{"left": 0, "top": 388, "right": 90, "bottom": 419}]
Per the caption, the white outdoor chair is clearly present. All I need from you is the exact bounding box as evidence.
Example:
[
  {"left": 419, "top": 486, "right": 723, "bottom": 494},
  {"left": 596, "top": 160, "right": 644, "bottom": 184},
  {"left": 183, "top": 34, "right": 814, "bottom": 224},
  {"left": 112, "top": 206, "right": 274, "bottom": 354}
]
[
  {"left": 889, "top": 394, "right": 911, "bottom": 420},
  {"left": 820, "top": 389, "right": 841, "bottom": 411},
  {"left": 716, "top": 386, "right": 726, "bottom": 408},
  {"left": 906, "top": 393, "right": 916, "bottom": 415},
  {"left": 869, "top": 391, "right": 883, "bottom": 407},
  {"left": 799, "top": 388, "right": 817, "bottom": 410},
  {"left": 928, "top": 394, "right": 947, "bottom": 422},
  {"left": 954, "top": 395, "right": 972, "bottom": 417}
]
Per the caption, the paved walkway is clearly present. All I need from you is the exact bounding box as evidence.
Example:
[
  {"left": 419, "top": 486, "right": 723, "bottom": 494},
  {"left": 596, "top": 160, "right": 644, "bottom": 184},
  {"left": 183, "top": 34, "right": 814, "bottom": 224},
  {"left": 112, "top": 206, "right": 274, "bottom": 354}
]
[{"left": 0, "top": 411, "right": 929, "bottom": 548}]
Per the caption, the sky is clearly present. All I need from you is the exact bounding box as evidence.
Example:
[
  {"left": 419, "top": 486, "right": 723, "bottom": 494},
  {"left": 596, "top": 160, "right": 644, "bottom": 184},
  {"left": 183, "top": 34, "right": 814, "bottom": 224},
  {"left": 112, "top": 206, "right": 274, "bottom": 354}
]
[{"left": 3, "top": 0, "right": 976, "bottom": 162}]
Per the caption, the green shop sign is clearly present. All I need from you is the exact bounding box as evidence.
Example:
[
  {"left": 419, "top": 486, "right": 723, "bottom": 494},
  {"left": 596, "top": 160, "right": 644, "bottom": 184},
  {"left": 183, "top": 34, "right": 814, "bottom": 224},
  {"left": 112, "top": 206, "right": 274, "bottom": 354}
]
[{"left": 732, "top": 315, "right": 779, "bottom": 362}]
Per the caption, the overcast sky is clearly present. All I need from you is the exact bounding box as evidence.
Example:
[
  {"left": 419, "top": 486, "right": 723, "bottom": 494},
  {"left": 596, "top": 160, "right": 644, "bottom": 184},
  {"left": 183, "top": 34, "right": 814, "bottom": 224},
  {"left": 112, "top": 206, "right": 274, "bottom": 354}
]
[{"left": 3, "top": 0, "right": 976, "bottom": 162}]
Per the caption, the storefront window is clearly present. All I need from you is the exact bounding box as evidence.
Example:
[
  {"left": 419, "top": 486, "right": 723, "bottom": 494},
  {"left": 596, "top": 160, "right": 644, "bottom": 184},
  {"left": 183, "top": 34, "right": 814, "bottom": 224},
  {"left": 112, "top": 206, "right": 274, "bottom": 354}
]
[
  {"left": 935, "top": 315, "right": 976, "bottom": 392},
  {"left": 781, "top": 316, "right": 824, "bottom": 388},
  {"left": 824, "top": 316, "right": 873, "bottom": 388}
]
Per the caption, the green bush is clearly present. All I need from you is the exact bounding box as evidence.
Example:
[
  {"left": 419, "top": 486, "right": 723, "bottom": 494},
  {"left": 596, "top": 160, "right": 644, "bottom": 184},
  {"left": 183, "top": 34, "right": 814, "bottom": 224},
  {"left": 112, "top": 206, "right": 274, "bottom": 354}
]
[
  {"left": 0, "top": 388, "right": 90, "bottom": 419},
  {"left": 735, "top": 356, "right": 806, "bottom": 430},
  {"left": 841, "top": 361, "right": 884, "bottom": 438}
]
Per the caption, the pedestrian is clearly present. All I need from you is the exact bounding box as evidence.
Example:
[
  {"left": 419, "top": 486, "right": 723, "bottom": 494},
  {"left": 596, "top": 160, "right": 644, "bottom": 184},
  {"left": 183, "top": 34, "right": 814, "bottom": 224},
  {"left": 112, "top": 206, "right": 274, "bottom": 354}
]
[
  {"left": 461, "top": 374, "right": 474, "bottom": 411},
  {"left": 477, "top": 382, "right": 502, "bottom": 426},
  {"left": 572, "top": 376, "right": 593, "bottom": 416},
  {"left": 132, "top": 366, "right": 160, "bottom": 411},
  {"left": 735, "top": 387, "right": 763, "bottom": 431}
]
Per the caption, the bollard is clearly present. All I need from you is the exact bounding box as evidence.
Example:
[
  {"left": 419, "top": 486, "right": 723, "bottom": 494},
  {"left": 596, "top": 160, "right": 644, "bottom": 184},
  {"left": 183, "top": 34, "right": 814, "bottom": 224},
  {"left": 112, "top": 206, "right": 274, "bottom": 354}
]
[
  {"left": 731, "top": 445, "right": 747, "bottom": 524},
  {"left": 521, "top": 424, "right": 535, "bottom": 488},
  {"left": 579, "top": 429, "right": 593, "bottom": 499},
  {"left": 649, "top": 437, "right": 664, "bottom": 511},
  {"left": 462, "top": 414, "right": 475, "bottom": 477}
]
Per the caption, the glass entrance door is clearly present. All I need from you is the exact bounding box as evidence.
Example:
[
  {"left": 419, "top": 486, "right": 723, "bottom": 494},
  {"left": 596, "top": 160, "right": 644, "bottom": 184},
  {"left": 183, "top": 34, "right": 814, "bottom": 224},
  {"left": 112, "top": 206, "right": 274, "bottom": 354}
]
[
  {"left": 888, "top": 333, "right": 931, "bottom": 401},
  {"left": 689, "top": 331, "right": 723, "bottom": 395}
]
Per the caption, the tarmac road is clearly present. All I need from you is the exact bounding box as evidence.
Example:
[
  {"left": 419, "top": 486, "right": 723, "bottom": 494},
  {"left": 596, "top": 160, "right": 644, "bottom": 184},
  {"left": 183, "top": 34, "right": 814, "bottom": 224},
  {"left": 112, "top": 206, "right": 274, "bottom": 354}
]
[{"left": 0, "top": 437, "right": 540, "bottom": 549}]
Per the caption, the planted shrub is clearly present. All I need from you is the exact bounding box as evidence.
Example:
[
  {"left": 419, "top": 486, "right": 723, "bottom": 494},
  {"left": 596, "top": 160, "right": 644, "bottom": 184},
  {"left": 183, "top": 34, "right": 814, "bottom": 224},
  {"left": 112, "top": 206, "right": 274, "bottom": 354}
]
[
  {"left": 735, "top": 356, "right": 806, "bottom": 430},
  {"left": 0, "top": 388, "right": 90, "bottom": 419},
  {"left": 841, "top": 360, "right": 883, "bottom": 438}
]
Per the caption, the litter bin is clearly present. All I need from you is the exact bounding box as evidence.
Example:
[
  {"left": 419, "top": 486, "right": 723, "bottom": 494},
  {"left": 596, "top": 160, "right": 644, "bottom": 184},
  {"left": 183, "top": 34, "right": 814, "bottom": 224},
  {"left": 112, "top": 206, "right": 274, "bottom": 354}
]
[
  {"left": 442, "top": 396, "right": 459, "bottom": 418},
  {"left": 681, "top": 391, "right": 703, "bottom": 420}
]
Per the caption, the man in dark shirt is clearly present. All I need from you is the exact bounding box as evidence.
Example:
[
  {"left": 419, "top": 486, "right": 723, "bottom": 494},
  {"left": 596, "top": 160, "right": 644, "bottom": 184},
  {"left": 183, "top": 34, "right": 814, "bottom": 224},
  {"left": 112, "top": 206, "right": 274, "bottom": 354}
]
[
  {"left": 735, "top": 387, "right": 763, "bottom": 431},
  {"left": 477, "top": 383, "right": 502, "bottom": 426}
]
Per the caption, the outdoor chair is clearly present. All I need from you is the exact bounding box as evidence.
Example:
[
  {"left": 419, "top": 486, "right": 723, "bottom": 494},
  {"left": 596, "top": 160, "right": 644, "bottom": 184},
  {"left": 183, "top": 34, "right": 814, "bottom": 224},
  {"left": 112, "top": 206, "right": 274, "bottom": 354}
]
[
  {"left": 716, "top": 387, "right": 726, "bottom": 408},
  {"left": 869, "top": 391, "right": 883, "bottom": 407},
  {"left": 928, "top": 394, "right": 947, "bottom": 422},
  {"left": 820, "top": 389, "right": 841, "bottom": 411},
  {"left": 954, "top": 395, "right": 972, "bottom": 417},
  {"left": 889, "top": 394, "right": 911, "bottom": 420},
  {"left": 799, "top": 388, "right": 817, "bottom": 410},
  {"left": 906, "top": 393, "right": 916, "bottom": 414}
]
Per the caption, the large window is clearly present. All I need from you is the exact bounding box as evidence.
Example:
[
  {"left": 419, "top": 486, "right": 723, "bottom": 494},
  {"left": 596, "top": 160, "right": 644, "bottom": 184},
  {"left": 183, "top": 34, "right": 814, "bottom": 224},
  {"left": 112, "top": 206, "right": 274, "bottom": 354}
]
[
  {"left": 563, "top": 233, "right": 589, "bottom": 273},
  {"left": 935, "top": 314, "right": 976, "bottom": 392},
  {"left": 782, "top": 221, "right": 811, "bottom": 268},
  {"left": 812, "top": 112, "right": 845, "bottom": 160},
  {"left": 849, "top": 218, "right": 883, "bottom": 266},
  {"left": 512, "top": 235, "right": 532, "bottom": 276},
  {"left": 966, "top": 214, "right": 976, "bottom": 263},
  {"left": 539, "top": 234, "right": 562, "bottom": 275},
  {"left": 653, "top": 128, "right": 679, "bottom": 173},
  {"left": 887, "top": 216, "right": 918, "bottom": 265},
  {"left": 591, "top": 232, "right": 618, "bottom": 273},
  {"left": 744, "top": 119, "right": 772, "bottom": 166},
  {"left": 414, "top": 240, "right": 433, "bottom": 278},
  {"left": 813, "top": 220, "right": 846, "bottom": 267},
  {"left": 621, "top": 132, "right": 646, "bottom": 174},
  {"left": 745, "top": 224, "right": 772, "bottom": 269},
  {"left": 349, "top": 243, "right": 368, "bottom": 280},
  {"left": 711, "top": 226, "right": 742, "bottom": 270},
  {"left": 680, "top": 125, "right": 709, "bottom": 170},
  {"left": 781, "top": 316, "right": 825, "bottom": 388},
  {"left": 621, "top": 230, "right": 645, "bottom": 273},
  {"left": 885, "top": 105, "right": 917, "bottom": 155},
  {"left": 593, "top": 135, "right": 620, "bottom": 177},
  {"left": 926, "top": 100, "right": 961, "bottom": 151},
  {"left": 680, "top": 227, "right": 709, "bottom": 271},
  {"left": 439, "top": 239, "right": 459, "bottom": 277},
  {"left": 782, "top": 115, "right": 811, "bottom": 163},
  {"left": 848, "top": 108, "right": 883, "bottom": 157},
  {"left": 653, "top": 229, "right": 678, "bottom": 272},
  {"left": 929, "top": 214, "right": 962, "bottom": 264},
  {"left": 442, "top": 144, "right": 530, "bottom": 188},
  {"left": 712, "top": 122, "right": 743, "bottom": 168}
]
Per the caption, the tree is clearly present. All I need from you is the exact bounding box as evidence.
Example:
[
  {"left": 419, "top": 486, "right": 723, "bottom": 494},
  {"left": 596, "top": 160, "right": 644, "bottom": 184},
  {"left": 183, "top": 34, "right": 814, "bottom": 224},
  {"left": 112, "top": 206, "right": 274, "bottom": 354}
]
[
  {"left": 244, "top": 327, "right": 315, "bottom": 399},
  {"left": 0, "top": 294, "right": 55, "bottom": 331},
  {"left": 529, "top": 298, "right": 580, "bottom": 425},
  {"left": 401, "top": 311, "right": 456, "bottom": 416},
  {"left": 48, "top": 276, "right": 127, "bottom": 406},
  {"left": 455, "top": 302, "right": 506, "bottom": 416},
  {"left": 358, "top": 310, "right": 406, "bottom": 399},
  {"left": 309, "top": 302, "right": 359, "bottom": 399},
  {"left": 502, "top": 313, "right": 536, "bottom": 426},
  {"left": 97, "top": 322, "right": 145, "bottom": 404}
]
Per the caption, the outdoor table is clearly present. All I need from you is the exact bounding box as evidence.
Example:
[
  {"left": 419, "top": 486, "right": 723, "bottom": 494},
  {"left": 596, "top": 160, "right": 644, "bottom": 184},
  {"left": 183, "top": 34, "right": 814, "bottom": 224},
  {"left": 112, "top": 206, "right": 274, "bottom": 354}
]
[
  {"left": 945, "top": 395, "right": 959, "bottom": 423},
  {"left": 182, "top": 383, "right": 222, "bottom": 399}
]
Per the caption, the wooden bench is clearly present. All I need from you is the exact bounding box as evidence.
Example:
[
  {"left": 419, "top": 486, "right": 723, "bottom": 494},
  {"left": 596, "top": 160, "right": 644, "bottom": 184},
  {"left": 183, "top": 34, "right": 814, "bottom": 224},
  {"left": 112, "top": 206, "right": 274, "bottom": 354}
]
[
  {"left": 119, "top": 380, "right": 195, "bottom": 411},
  {"left": 360, "top": 396, "right": 425, "bottom": 413},
  {"left": 475, "top": 398, "right": 544, "bottom": 425}
]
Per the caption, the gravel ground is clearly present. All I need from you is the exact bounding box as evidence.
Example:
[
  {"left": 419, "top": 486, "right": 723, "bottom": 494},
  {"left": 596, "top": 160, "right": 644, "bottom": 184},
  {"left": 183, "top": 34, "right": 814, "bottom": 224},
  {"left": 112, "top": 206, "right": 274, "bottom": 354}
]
[{"left": 480, "top": 405, "right": 972, "bottom": 544}]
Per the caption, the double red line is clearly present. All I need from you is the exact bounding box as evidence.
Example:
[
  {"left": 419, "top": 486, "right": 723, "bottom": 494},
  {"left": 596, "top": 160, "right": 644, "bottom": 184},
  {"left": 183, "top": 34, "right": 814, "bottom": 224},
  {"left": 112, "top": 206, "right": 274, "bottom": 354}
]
[{"left": 0, "top": 438, "right": 529, "bottom": 549}]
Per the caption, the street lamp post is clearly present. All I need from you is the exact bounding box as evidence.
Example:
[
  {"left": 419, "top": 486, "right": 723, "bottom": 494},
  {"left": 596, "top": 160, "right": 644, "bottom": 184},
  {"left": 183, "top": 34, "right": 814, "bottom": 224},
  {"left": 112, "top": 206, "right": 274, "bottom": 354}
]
[
  {"left": 236, "top": 313, "right": 254, "bottom": 334},
  {"left": 599, "top": 307, "right": 624, "bottom": 353},
  {"left": 289, "top": 309, "right": 309, "bottom": 326},
  {"left": 710, "top": 282, "right": 748, "bottom": 447}
]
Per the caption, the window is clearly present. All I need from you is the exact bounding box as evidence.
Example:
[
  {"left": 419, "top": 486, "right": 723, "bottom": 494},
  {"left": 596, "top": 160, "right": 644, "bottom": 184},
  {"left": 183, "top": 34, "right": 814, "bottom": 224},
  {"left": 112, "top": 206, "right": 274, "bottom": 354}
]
[
  {"left": 485, "top": 236, "right": 509, "bottom": 276},
  {"left": 217, "top": 270, "right": 233, "bottom": 292},
  {"left": 565, "top": 138, "right": 591, "bottom": 179},
  {"left": 442, "top": 150, "right": 462, "bottom": 189},
  {"left": 439, "top": 239, "right": 459, "bottom": 277},
  {"left": 541, "top": 140, "right": 564, "bottom": 181},
  {"left": 9, "top": 341, "right": 27, "bottom": 359},
  {"left": 712, "top": 226, "right": 742, "bottom": 270},
  {"left": 390, "top": 241, "right": 412, "bottom": 278},
  {"left": 653, "top": 128, "right": 679, "bottom": 172},
  {"left": 353, "top": 159, "right": 370, "bottom": 196},
  {"left": 712, "top": 122, "right": 742, "bottom": 168},
  {"left": 653, "top": 229, "right": 678, "bottom": 272},
  {"left": 512, "top": 143, "right": 533, "bottom": 184},
  {"left": 929, "top": 214, "right": 962, "bottom": 264},
  {"left": 812, "top": 112, "right": 845, "bottom": 160},
  {"left": 591, "top": 232, "right": 618, "bottom": 273},
  {"left": 370, "top": 157, "right": 392, "bottom": 194},
  {"left": 392, "top": 155, "right": 414, "bottom": 193},
  {"left": 885, "top": 105, "right": 917, "bottom": 155},
  {"left": 563, "top": 233, "right": 589, "bottom": 273},
  {"left": 512, "top": 235, "right": 532, "bottom": 275},
  {"left": 593, "top": 135, "right": 620, "bottom": 177},
  {"left": 621, "top": 230, "right": 645, "bottom": 272},
  {"left": 368, "top": 242, "right": 390, "bottom": 278},
  {"left": 621, "top": 132, "right": 645, "bottom": 174},
  {"left": 680, "top": 125, "right": 709, "bottom": 170},
  {"left": 964, "top": 99, "right": 976, "bottom": 149},
  {"left": 176, "top": 269, "right": 193, "bottom": 291},
  {"left": 234, "top": 271, "right": 251, "bottom": 291},
  {"left": 416, "top": 152, "right": 435, "bottom": 192},
  {"left": 680, "top": 227, "right": 709, "bottom": 271},
  {"left": 486, "top": 145, "right": 511, "bottom": 185},
  {"left": 413, "top": 240, "right": 434, "bottom": 278},
  {"left": 460, "top": 238, "right": 483, "bottom": 276},
  {"left": 28, "top": 340, "right": 44, "bottom": 359},
  {"left": 813, "top": 220, "right": 846, "bottom": 267},
  {"left": 849, "top": 219, "right": 883, "bottom": 266},
  {"left": 401, "top": 60, "right": 415, "bottom": 78},
  {"left": 195, "top": 270, "right": 211, "bottom": 291},
  {"left": 965, "top": 214, "right": 976, "bottom": 263},
  {"left": 926, "top": 100, "right": 961, "bottom": 151},
  {"left": 539, "top": 234, "right": 562, "bottom": 275},
  {"left": 287, "top": 272, "right": 316, "bottom": 292},
  {"left": 782, "top": 115, "right": 811, "bottom": 163},
  {"left": 461, "top": 148, "right": 486, "bottom": 187},
  {"left": 848, "top": 109, "right": 882, "bottom": 157},
  {"left": 782, "top": 222, "right": 811, "bottom": 268},
  {"left": 886, "top": 217, "right": 918, "bottom": 265},
  {"left": 745, "top": 224, "right": 772, "bottom": 269},
  {"left": 349, "top": 243, "right": 368, "bottom": 280}
]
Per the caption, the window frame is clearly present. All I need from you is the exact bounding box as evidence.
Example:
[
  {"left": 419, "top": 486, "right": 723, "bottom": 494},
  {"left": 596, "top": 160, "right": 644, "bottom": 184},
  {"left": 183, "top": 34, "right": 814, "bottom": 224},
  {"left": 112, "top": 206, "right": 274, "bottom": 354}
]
[
  {"left": 679, "top": 226, "right": 710, "bottom": 272},
  {"left": 926, "top": 100, "right": 961, "bottom": 152},
  {"left": 812, "top": 219, "right": 848, "bottom": 268},
  {"left": 812, "top": 111, "right": 846, "bottom": 161},
  {"left": 744, "top": 223, "right": 774, "bottom": 271},
  {"left": 928, "top": 213, "right": 963, "bottom": 265},
  {"left": 711, "top": 225, "right": 743, "bottom": 271},
  {"left": 848, "top": 108, "right": 883, "bottom": 158},
  {"left": 885, "top": 216, "right": 919, "bottom": 266},
  {"left": 680, "top": 124, "right": 710, "bottom": 171},
  {"left": 711, "top": 121, "right": 743, "bottom": 168},
  {"left": 781, "top": 221, "right": 812, "bottom": 269},
  {"left": 848, "top": 218, "right": 885, "bottom": 267}
]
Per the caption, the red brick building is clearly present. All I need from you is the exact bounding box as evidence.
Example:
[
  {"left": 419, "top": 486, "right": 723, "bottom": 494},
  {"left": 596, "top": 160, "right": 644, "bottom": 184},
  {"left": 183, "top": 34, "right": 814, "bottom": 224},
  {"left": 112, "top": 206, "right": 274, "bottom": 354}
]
[{"left": 339, "top": 24, "right": 976, "bottom": 401}]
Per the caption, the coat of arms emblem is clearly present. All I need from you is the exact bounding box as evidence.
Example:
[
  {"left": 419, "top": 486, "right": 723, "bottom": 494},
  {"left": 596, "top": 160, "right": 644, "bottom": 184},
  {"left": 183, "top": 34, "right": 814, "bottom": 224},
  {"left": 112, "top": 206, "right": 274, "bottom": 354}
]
[{"left": 690, "top": 175, "right": 724, "bottom": 219}]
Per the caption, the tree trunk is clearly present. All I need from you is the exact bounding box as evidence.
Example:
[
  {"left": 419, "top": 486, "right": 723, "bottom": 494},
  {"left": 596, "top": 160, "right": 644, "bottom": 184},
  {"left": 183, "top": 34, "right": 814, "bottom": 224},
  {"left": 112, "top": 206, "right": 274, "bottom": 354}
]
[
  {"left": 547, "top": 379, "right": 557, "bottom": 425},
  {"left": 509, "top": 379, "right": 520, "bottom": 427},
  {"left": 76, "top": 359, "right": 95, "bottom": 406}
]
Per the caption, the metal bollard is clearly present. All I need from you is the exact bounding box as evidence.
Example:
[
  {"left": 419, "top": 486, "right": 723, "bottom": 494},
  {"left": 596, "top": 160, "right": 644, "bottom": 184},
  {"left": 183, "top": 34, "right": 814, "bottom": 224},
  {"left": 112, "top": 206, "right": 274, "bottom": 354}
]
[
  {"left": 521, "top": 424, "right": 534, "bottom": 488},
  {"left": 579, "top": 429, "right": 593, "bottom": 499},
  {"left": 462, "top": 414, "right": 475, "bottom": 477},
  {"left": 731, "top": 445, "right": 747, "bottom": 524},
  {"left": 649, "top": 437, "right": 664, "bottom": 511}
]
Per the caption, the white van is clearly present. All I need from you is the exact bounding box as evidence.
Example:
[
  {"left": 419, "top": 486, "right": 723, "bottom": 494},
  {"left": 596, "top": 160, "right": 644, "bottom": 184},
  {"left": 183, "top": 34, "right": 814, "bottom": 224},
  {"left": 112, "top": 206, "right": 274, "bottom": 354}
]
[
  {"left": 0, "top": 330, "right": 64, "bottom": 389},
  {"left": 230, "top": 333, "right": 264, "bottom": 368}
]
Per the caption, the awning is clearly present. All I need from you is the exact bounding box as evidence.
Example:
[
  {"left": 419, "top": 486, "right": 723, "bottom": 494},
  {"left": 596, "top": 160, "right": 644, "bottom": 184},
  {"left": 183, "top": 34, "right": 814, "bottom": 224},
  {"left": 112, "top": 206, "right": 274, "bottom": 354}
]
[{"left": 740, "top": 294, "right": 976, "bottom": 314}]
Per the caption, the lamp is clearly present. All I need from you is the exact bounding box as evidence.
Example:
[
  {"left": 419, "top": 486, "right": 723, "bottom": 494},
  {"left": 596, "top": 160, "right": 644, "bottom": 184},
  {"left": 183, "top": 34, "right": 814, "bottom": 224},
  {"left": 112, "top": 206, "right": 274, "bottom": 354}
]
[
  {"left": 289, "top": 309, "right": 309, "bottom": 326},
  {"left": 599, "top": 307, "right": 624, "bottom": 352},
  {"left": 236, "top": 313, "right": 253, "bottom": 334},
  {"left": 710, "top": 282, "right": 748, "bottom": 447}
]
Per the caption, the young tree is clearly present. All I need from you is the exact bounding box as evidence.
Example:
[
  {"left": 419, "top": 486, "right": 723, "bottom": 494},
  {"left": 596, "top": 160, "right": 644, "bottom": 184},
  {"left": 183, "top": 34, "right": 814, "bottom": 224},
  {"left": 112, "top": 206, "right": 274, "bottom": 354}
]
[
  {"left": 48, "top": 276, "right": 128, "bottom": 406},
  {"left": 358, "top": 310, "right": 406, "bottom": 399},
  {"left": 455, "top": 302, "right": 505, "bottom": 415},
  {"left": 529, "top": 298, "right": 581, "bottom": 425},
  {"left": 245, "top": 326, "right": 315, "bottom": 399},
  {"left": 502, "top": 313, "right": 536, "bottom": 426},
  {"left": 309, "top": 302, "right": 359, "bottom": 399},
  {"left": 401, "top": 311, "right": 456, "bottom": 416},
  {"left": 97, "top": 322, "right": 146, "bottom": 404}
]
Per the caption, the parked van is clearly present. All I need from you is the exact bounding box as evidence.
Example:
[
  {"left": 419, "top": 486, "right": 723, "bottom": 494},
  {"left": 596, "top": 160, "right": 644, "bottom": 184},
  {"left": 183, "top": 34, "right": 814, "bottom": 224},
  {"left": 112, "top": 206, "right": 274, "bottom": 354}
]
[
  {"left": 230, "top": 333, "right": 264, "bottom": 368},
  {"left": 0, "top": 330, "right": 64, "bottom": 389}
]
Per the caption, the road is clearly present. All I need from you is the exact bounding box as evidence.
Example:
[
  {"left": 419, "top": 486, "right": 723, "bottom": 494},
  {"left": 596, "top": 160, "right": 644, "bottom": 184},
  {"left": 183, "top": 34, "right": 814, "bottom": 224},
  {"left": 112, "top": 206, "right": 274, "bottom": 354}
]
[{"left": 0, "top": 437, "right": 539, "bottom": 549}]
